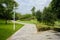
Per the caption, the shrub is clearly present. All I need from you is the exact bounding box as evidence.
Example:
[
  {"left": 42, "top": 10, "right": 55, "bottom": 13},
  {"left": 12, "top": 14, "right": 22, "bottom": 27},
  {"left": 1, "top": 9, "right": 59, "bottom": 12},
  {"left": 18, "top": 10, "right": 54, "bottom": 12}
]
[
  {"left": 53, "top": 27, "right": 60, "bottom": 32},
  {"left": 36, "top": 23, "right": 51, "bottom": 32}
]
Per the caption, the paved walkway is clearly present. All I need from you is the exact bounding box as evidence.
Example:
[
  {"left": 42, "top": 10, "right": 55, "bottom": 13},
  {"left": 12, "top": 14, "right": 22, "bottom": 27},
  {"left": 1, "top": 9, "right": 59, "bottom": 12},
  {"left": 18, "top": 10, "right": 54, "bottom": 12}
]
[{"left": 7, "top": 22, "right": 60, "bottom": 40}]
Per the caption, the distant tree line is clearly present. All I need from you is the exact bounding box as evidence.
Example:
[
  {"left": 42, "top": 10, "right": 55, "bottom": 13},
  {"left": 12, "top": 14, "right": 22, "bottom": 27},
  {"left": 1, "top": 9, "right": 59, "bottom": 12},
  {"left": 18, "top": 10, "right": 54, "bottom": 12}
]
[
  {"left": 0, "top": 0, "right": 60, "bottom": 25},
  {"left": 31, "top": 0, "right": 60, "bottom": 26}
]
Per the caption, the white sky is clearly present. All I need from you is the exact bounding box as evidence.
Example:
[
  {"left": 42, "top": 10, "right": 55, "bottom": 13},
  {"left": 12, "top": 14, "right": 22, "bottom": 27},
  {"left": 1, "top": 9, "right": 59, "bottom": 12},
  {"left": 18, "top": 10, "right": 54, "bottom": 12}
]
[{"left": 15, "top": 0, "right": 52, "bottom": 14}]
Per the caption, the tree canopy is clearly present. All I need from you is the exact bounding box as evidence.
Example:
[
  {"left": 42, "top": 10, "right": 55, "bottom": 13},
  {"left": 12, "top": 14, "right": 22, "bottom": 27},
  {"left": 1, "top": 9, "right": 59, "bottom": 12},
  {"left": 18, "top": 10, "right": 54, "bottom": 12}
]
[
  {"left": 0, "top": 0, "right": 18, "bottom": 24},
  {"left": 31, "top": 7, "right": 36, "bottom": 16},
  {"left": 34, "top": 0, "right": 60, "bottom": 26},
  {"left": 50, "top": 0, "right": 60, "bottom": 20},
  {"left": 35, "top": 10, "right": 42, "bottom": 22}
]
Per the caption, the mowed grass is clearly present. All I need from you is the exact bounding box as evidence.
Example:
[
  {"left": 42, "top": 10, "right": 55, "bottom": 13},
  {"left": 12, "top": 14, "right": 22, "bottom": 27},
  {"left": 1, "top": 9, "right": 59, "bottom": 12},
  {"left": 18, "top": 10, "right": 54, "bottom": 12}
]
[
  {"left": 17, "top": 20, "right": 38, "bottom": 24},
  {"left": 0, "top": 20, "right": 23, "bottom": 40}
]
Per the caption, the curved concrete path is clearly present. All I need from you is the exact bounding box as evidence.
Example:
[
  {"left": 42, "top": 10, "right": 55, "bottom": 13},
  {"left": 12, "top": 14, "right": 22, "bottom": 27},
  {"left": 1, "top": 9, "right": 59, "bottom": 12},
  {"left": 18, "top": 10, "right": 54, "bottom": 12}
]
[
  {"left": 7, "top": 22, "right": 37, "bottom": 40},
  {"left": 7, "top": 21, "right": 60, "bottom": 40}
]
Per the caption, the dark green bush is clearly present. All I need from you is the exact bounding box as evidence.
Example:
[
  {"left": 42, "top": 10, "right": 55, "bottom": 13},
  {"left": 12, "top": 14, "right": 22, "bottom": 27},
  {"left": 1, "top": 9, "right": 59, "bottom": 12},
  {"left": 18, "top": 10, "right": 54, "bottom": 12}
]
[
  {"left": 53, "top": 27, "right": 60, "bottom": 32},
  {"left": 37, "top": 27, "right": 50, "bottom": 31},
  {"left": 36, "top": 23, "right": 51, "bottom": 32}
]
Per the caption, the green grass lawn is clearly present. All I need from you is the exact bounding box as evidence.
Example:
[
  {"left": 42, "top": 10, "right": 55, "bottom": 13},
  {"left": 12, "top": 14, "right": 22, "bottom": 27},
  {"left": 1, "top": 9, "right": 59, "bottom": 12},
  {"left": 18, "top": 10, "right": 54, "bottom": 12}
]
[
  {"left": 0, "top": 20, "right": 23, "bottom": 40},
  {"left": 54, "top": 21, "right": 60, "bottom": 28},
  {"left": 17, "top": 20, "right": 38, "bottom": 24}
]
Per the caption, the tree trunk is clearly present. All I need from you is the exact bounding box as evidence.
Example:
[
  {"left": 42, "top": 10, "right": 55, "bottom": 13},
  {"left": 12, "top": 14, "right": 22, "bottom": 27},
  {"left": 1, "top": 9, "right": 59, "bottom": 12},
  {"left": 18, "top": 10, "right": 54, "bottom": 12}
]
[{"left": 5, "top": 20, "right": 8, "bottom": 24}]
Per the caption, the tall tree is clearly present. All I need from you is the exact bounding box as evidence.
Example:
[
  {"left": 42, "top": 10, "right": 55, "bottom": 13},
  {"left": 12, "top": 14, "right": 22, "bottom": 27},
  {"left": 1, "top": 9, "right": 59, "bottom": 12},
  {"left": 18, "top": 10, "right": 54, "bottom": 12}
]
[
  {"left": 31, "top": 7, "right": 35, "bottom": 16},
  {"left": 0, "top": 0, "right": 18, "bottom": 24},
  {"left": 35, "top": 10, "right": 42, "bottom": 22},
  {"left": 31, "top": 7, "right": 36, "bottom": 19},
  {"left": 43, "top": 7, "right": 55, "bottom": 26},
  {"left": 50, "top": 0, "right": 60, "bottom": 20}
]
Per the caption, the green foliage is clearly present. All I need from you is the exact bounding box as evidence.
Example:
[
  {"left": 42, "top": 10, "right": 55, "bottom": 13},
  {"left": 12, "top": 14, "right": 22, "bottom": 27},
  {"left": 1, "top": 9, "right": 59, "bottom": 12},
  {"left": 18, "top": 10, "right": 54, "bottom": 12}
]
[
  {"left": 43, "top": 7, "right": 55, "bottom": 26},
  {"left": 50, "top": 0, "right": 60, "bottom": 20},
  {"left": 18, "top": 19, "right": 37, "bottom": 24},
  {"left": 0, "top": 21, "right": 23, "bottom": 40},
  {"left": 15, "top": 13, "right": 22, "bottom": 20},
  {"left": 31, "top": 7, "right": 36, "bottom": 16},
  {"left": 20, "top": 14, "right": 32, "bottom": 20},
  {"left": 0, "top": 0, "right": 18, "bottom": 24},
  {"left": 35, "top": 0, "right": 60, "bottom": 26},
  {"left": 53, "top": 28, "right": 60, "bottom": 32},
  {"left": 36, "top": 23, "right": 51, "bottom": 31},
  {"left": 35, "top": 10, "right": 42, "bottom": 22},
  {"left": 35, "top": 7, "right": 55, "bottom": 26}
]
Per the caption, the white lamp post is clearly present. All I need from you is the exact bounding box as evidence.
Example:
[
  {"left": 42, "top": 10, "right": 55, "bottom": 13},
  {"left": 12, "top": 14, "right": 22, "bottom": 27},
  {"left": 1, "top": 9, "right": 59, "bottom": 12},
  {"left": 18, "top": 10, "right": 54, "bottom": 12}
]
[{"left": 13, "top": 5, "right": 15, "bottom": 31}]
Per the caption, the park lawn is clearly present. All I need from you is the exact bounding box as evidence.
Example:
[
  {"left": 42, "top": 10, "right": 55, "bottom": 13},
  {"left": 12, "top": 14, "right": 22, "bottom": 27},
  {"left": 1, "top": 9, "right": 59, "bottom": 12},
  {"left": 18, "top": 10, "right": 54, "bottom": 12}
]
[
  {"left": 17, "top": 19, "right": 38, "bottom": 24},
  {"left": 54, "top": 21, "right": 60, "bottom": 28},
  {"left": 0, "top": 23, "right": 23, "bottom": 40}
]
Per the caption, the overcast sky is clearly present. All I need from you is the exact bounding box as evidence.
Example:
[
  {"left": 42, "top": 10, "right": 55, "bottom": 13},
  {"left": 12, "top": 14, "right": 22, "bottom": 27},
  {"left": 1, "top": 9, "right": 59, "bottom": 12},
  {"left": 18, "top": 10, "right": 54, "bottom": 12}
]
[{"left": 15, "top": 0, "right": 52, "bottom": 14}]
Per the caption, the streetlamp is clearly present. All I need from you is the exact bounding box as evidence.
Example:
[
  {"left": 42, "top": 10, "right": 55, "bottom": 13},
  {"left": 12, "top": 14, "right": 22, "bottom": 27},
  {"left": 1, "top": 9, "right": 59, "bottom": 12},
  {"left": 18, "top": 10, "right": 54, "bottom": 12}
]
[{"left": 13, "top": 4, "right": 15, "bottom": 31}]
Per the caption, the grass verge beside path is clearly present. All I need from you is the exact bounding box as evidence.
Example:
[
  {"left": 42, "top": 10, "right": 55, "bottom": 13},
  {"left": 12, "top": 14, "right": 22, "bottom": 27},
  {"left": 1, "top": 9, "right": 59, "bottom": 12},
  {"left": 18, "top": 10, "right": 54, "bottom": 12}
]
[
  {"left": 0, "top": 23, "right": 23, "bottom": 40},
  {"left": 17, "top": 20, "right": 38, "bottom": 24}
]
